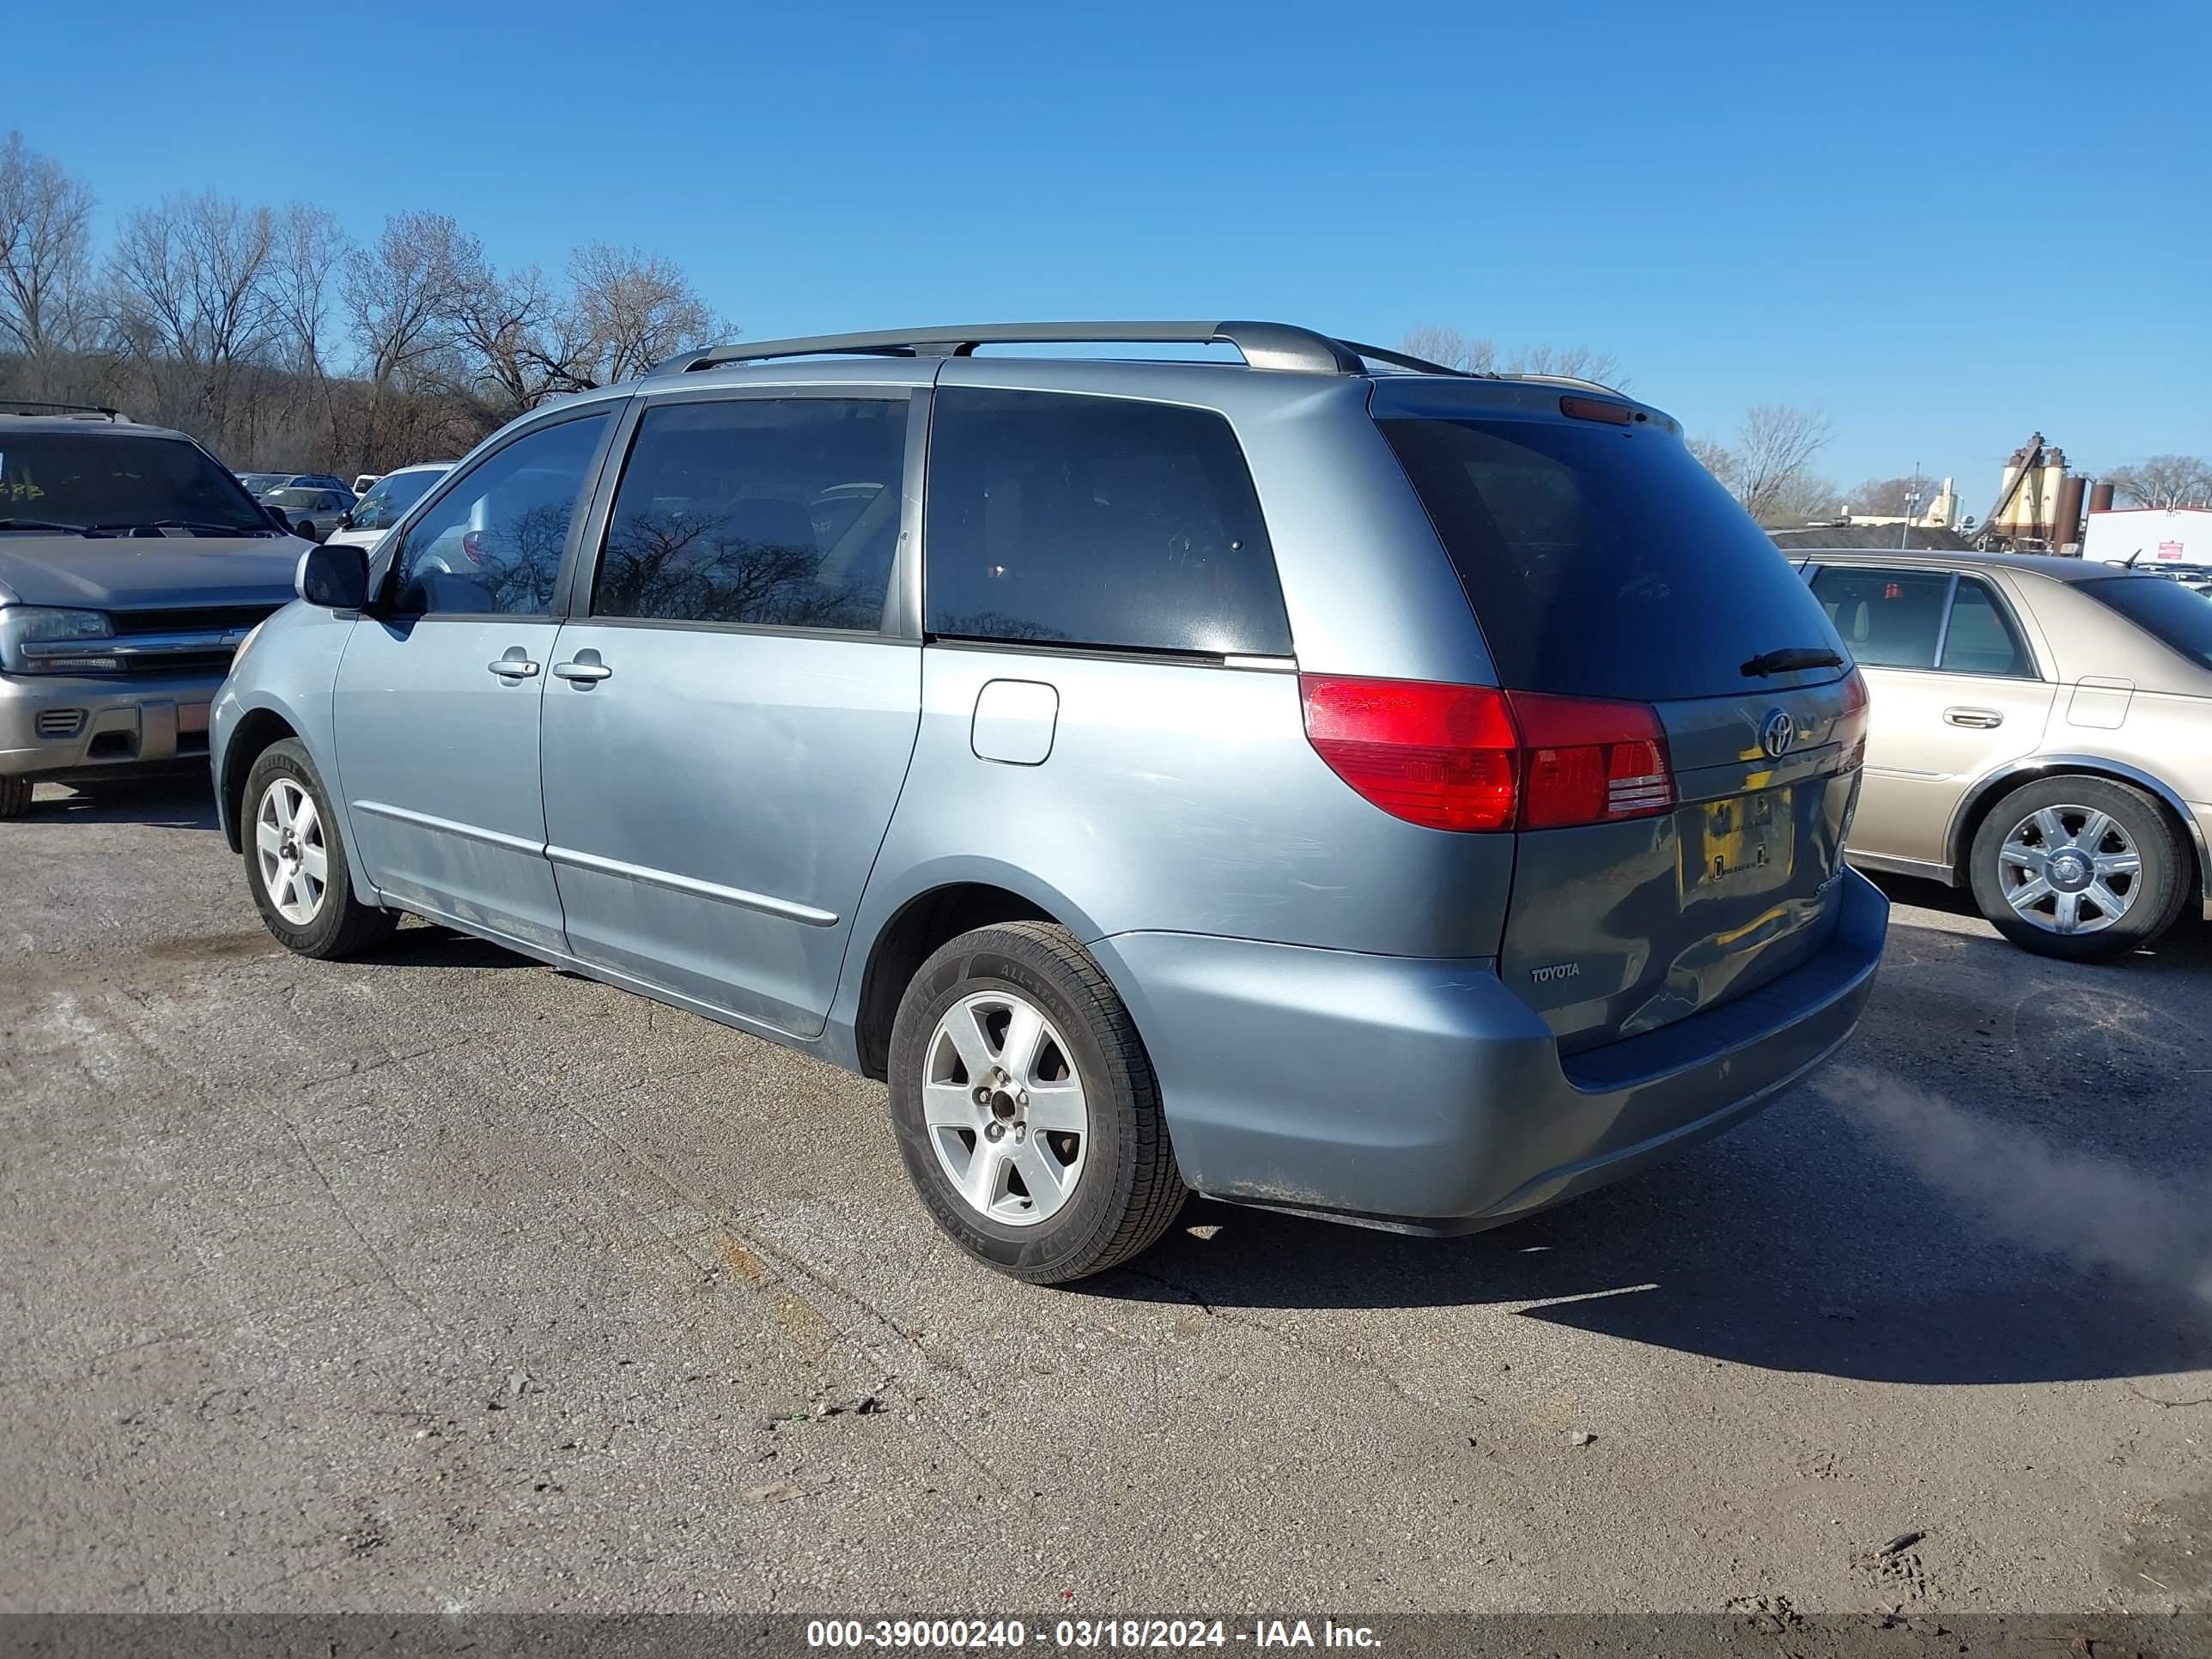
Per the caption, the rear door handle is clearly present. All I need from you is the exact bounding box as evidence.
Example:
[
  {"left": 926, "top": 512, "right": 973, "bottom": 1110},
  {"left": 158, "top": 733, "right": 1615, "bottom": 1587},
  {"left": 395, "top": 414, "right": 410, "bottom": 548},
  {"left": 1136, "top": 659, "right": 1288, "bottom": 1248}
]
[
  {"left": 1943, "top": 706, "right": 2003, "bottom": 728},
  {"left": 550, "top": 656, "right": 612, "bottom": 684},
  {"left": 487, "top": 650, "right": 540, "bottom": 680}
]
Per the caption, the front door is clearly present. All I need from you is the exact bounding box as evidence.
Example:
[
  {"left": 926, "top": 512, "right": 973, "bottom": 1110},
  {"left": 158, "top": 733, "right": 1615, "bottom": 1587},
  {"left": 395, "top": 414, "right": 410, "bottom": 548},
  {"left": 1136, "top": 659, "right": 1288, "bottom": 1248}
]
[
  {"left": 1809, "top": 564, "right": 2056, "bottom": 865},
  {"left": 538, "top": 390, "right": 924, "bottom": 1034},
  {"left": 332, "top": 410, "right": 617, "bottom": 949}
]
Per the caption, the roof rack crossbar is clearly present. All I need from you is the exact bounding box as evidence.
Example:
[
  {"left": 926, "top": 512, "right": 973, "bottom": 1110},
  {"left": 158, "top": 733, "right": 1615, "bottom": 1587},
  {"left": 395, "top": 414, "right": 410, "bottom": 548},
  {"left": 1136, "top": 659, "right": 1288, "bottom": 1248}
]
[
  {"left": 648, "top": 321, "right": 1368, "bottom": 379},
  {"left": 0, "top": 399, "right": 124, "bottom": 420}
]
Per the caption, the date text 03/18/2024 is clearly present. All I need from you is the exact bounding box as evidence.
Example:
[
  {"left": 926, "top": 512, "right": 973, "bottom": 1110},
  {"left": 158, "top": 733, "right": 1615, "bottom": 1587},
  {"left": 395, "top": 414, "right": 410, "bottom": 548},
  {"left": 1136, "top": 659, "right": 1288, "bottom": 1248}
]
[{"left": 805, "top": 1618, "right": 1382, "bottom": 1650}]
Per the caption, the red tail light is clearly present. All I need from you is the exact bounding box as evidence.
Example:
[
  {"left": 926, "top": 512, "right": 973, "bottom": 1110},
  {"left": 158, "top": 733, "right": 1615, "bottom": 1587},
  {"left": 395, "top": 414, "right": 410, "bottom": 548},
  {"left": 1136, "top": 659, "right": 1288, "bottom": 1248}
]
[
  {"left": 1835, "top": 667, "right": 1870, "bottom": 772},
  {"left": 1510, "top": 691, "right": 1674, "bottom": 830},
  {"left": 1299, "top": 676, "right": 1674, "bottom": 833},
  {"left": 1298, "top": 676, "right": 1519, "bottom": 831}
]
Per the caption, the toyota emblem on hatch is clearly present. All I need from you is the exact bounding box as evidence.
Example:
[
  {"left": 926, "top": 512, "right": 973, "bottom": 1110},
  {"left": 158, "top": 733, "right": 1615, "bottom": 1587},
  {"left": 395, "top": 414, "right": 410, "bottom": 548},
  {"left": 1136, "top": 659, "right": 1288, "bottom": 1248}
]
[{"left": 1759, "top": 709, "right": 1794, "bottom": 760}]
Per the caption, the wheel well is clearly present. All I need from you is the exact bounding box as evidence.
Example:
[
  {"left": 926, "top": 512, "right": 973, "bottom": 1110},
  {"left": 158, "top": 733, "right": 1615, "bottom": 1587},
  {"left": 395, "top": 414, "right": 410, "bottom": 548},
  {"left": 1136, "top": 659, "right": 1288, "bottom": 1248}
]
[
  {"left": 1952, "top": 763, "right": 2203, "bottom": 895},
  {"left": 854, "top": 884, "right": 1056, "bottom": 1080},
  {"left": 220, "top": 709, "right": 298, "bottom": 854}
]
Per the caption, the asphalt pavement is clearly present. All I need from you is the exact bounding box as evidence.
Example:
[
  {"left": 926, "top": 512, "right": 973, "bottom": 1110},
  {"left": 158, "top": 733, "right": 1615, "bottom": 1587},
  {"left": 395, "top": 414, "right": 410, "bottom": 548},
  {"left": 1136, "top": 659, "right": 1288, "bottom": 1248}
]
[{"left": 6, "top": 776, "right": 2211, "bottom": 1616}]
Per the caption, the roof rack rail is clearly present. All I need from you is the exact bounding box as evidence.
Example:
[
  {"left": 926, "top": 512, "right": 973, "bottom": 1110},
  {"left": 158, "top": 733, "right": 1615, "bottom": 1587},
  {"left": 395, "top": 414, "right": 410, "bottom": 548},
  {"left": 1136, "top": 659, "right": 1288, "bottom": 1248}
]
[
  {"left": 0, "top": 398, "right": 125, "bottom": 421},
  {"left": 648, "top": 321, "right": 1369, "bottom": 379}
]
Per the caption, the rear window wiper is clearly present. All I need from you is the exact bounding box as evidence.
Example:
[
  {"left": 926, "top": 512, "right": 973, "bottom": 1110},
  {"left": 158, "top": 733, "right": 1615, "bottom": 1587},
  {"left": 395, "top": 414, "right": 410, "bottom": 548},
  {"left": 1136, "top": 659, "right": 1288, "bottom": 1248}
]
[
  {"left": 1741, "top": 647, "right": 1844, "bottom": 678},
  {"left": 0, "top": 517, "right": 97, "bottom": 534},
  {"left": 87, "top": 519, "right": 272, "bottom": 538}
]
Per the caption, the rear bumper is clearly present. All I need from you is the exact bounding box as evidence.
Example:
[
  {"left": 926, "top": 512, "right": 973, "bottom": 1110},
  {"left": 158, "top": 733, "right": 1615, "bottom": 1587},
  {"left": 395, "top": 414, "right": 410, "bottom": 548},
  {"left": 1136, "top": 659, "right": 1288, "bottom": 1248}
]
[
  {"left": 1091, "top": 868, "right": 1887, "bottom": 1231},
  {"left": 0, "top": 669, "right": 224, "bottom": 781}
]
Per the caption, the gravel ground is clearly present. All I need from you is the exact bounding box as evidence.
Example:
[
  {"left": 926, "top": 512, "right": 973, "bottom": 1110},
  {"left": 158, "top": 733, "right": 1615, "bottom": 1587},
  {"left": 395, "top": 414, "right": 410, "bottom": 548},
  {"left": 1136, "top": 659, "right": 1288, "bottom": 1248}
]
[{"left": 4, "top": 776, "right": 2210, "bottom": 1617}]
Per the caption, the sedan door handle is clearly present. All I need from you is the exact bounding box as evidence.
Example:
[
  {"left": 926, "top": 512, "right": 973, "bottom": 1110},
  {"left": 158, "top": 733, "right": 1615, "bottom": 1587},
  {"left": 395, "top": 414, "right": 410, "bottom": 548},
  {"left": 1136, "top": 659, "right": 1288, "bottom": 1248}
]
[
  {"left": 550, "top": 657, "right": 612, "bottom": 684},
  {"left": 1943, "top": 706, "right": 2004, "bottom": 728},
  {"left": 487, "top": 652, "right": 540, "bottom": 680}
]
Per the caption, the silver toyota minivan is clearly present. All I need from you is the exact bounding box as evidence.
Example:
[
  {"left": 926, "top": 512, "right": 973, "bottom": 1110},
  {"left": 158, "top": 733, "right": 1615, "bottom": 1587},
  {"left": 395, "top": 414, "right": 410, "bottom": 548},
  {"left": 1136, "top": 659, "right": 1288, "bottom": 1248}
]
[{"left": 213, "top": 323, "right": 1886, "bottom": 1283}]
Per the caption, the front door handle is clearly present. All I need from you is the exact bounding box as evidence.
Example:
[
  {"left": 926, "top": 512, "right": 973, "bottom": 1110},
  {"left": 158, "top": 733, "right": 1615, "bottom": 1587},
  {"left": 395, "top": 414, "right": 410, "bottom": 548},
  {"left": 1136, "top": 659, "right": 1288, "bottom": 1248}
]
[
  {"left": 1943, "top": 706, "right": 2003, "bottom": 728},
  {"left": 487, "top": 649, "right": 540, "bottom": 680},
  {"left": 550, "top": 653, "right": 612, "bottom": 684}
]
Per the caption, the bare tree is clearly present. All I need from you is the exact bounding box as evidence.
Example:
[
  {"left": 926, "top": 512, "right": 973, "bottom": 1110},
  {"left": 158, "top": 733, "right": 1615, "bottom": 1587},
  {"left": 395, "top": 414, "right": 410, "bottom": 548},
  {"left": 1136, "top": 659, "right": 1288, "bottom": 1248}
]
[
  {"left": 343, "top": 210, "right": 474, "bottom": 389},
  {"left": 1686, "top": 435, "right": 1736, "bottom": 481},
  {"left": 1844, "top": 475, "right": 1927, "bottom": 516},
  {"left": 0, "top": 131, "right": 95, "bottom": 381},
  {"left": 105, "top": 191, "right": 280, "bottom": 439},
  {"left": 565, "top": 243, "right": 726, "bottom": 385},
  {"left": 1724, "top": 404, "right": 1834, "bottom": 524},
  {"left": 266, "top": 204, "right": 347, "bottom": 380},
  {"left": 1399, "top": 325, "right": 1624, "bottom": 386},
  {"left": 453, "top": 258, "right": 590, "bottom": 416},
  {"left": 2105, "top": 455, "right": 2212, "bottom": 510}
]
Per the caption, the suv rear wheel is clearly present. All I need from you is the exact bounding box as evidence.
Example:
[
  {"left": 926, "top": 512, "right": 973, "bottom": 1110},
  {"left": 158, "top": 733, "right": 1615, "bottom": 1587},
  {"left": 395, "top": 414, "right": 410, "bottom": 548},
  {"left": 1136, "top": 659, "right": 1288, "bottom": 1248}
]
[
  {"left": 1967, "top": 775, "right": 2191, "bottom": 962},
  {"left": 887, "top": 921, "right": 1185, "bottom": 1284},
  {"left": 243, "top": 739, "right": 398, "bottom": 960}
]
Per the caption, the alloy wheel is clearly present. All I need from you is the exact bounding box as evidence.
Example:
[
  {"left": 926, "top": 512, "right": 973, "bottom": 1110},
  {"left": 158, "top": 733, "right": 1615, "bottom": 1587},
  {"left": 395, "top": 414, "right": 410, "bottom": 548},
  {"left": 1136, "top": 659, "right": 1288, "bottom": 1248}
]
[
  {"left": 255, "top": 777, "right": 329, "bottom": 926},
  {"left": 1996, "top": 804, "right": 2141, "bottom": 936},
  {"left": 922, "top": 990, "right": 1090, "bottom": 1226}
]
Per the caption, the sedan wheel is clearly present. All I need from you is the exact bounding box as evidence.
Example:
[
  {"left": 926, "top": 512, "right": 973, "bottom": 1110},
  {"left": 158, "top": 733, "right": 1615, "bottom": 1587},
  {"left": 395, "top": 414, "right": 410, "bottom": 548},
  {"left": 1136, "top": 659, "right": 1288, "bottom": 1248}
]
[
  {"left": 1996, "top": 803, "right": 2139, "bottom": 936},
  {"left": 1968, "top": 775, "right": 2190, "bottom": 962}
]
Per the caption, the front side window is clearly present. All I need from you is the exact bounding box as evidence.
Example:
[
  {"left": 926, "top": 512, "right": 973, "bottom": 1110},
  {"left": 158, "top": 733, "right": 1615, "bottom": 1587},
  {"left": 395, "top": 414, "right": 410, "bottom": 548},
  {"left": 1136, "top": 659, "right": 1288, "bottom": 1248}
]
[
  {"left": 923, "top": 387, "right": 1291, "bottom": 656},
  {"left": 392, "top": 414, "right": 611, "bottom": 616},
  {"left": 1808, "top": 566, "right": 1952, "bottom": 670},
  {"left": 591, "top": 397, "right": 908, "bottom": 631}
]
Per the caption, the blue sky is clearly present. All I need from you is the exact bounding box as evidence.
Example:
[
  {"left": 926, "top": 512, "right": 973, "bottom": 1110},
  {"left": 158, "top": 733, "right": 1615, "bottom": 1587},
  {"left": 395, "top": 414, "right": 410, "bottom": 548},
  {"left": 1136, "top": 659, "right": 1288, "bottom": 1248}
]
[{"left": 11, "top": 0, "right": 2207, "bottom": 494}]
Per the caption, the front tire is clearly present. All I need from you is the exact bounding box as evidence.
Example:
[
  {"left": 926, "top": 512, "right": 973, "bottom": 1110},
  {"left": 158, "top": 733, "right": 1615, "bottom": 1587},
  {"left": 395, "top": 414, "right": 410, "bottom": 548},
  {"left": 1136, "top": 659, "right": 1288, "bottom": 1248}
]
[
  {"left": 887, "top": 921, "right": 1186, "bottom": 1284},
  {"left": 242, "top": 738, "right": 397, "bottom": 960},
  {"left": 1967, "top": 775, "right": 2191, "bottom": 962},
  {"left": 0, "top": 776, "right": 30, "bottom": 819}
]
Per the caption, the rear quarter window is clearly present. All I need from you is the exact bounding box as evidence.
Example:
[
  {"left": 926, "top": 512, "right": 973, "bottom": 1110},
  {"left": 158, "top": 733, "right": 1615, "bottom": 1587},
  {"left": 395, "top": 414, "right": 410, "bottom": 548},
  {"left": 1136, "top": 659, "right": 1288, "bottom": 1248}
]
[
  {"left": 1377, "top": 415, "right": 1849, "bottom": 701},
  {"left": 924, "top": 388, "right": 1291, "bottom": 656}
]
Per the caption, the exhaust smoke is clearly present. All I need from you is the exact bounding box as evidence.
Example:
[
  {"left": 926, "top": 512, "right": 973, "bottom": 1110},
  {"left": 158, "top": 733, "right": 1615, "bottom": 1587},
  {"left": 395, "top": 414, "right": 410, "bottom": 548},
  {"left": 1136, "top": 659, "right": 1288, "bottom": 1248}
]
[{"left": 1819, "top": 1064, "right": 2212, "bottom": 1313}]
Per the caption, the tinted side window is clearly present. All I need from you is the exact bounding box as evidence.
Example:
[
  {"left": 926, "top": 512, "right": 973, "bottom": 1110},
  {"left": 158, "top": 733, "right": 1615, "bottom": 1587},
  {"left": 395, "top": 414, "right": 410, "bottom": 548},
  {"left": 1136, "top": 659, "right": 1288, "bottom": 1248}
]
[
  {"left": 392, "top": 414, "right": 611, "bottom": 616},
  {"left": 1808, "top": 567, "right": 1950, "bottom": 669},
  {"left": 1940, "top": 580, "right": 2033, "bottom": 676},
  {"left": 923, "top": 388, "right": 1291, "bottom": 656},
  {"left": 350, "top": 468, "right": 442, "bottom": 532},
  {"left": 592, "top": 397, "right": 907, "bottom": 630},
  {"left": 2082, "top": 575, "right": 2212, "bottom": 671}
]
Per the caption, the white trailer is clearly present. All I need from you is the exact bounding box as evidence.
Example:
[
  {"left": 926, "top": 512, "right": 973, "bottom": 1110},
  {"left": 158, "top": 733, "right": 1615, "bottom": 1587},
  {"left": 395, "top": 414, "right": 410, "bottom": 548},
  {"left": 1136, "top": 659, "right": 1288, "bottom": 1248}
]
[{"left": 2082, "top": 506, "right": 2212, "bottom": 568}]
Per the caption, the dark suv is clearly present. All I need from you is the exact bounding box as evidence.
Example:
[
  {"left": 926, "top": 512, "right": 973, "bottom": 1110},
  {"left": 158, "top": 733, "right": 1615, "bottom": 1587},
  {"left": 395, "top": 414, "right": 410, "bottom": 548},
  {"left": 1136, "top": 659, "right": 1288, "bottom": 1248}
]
[{"left": 0, "top": 404, "right": 306, "bottom": 816}]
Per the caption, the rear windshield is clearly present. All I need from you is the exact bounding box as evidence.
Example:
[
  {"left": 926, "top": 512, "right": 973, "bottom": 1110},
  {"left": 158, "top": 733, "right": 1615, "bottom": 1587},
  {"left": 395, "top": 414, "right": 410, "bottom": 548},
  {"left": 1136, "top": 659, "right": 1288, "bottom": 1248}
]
[
  {"left": 2083, "top": 575, "right": 2212, "bottom": 670},
  {"left": 0, "top": 432, "right": 271, "bottom": 535},
  {"left": 1376, "top": 416, "right": 1849, "bottom": 701}
]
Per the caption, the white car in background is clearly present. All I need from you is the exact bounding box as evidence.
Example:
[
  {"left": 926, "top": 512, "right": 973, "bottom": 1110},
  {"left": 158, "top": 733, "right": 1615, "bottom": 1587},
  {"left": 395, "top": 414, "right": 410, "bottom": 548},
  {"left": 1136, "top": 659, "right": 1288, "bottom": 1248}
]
[
  {"left": 323, "top": 463, "right": 455, "bottom": 555},
  {"left": 352, "top": 473, "right": 380, "bottom": 495}
]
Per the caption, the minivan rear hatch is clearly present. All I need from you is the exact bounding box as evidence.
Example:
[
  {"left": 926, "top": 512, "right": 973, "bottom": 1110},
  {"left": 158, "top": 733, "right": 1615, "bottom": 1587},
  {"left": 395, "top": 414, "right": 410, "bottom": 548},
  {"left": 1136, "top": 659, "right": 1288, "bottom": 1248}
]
[{"left": 1374, "top": 385, "right": 1864, "bottom": 1051}]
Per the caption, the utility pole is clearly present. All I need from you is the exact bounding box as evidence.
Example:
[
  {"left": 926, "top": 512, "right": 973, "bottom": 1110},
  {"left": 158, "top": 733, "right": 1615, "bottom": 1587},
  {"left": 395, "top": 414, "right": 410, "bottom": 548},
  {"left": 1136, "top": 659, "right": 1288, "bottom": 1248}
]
[{"left": 1901, "top": 461, "right": 1922, "bottom": 550}]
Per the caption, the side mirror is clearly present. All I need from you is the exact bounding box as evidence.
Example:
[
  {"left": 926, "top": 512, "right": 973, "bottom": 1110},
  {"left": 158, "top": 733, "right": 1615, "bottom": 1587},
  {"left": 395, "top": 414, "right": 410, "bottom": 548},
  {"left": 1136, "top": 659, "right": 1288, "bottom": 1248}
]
[
  {"left": 299, "top": 541, "right": 369, "bottom": 610},
  {"left": 336, "top": 512, "right": 355, "bottom": 531}
]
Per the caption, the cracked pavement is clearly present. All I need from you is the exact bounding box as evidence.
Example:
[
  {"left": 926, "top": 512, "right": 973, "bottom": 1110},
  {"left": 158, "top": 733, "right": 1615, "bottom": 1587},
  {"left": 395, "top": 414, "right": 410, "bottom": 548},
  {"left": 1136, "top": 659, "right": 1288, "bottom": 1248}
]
[{"left": 5, "top": 777, "right": 2212, "bottom": 1615}]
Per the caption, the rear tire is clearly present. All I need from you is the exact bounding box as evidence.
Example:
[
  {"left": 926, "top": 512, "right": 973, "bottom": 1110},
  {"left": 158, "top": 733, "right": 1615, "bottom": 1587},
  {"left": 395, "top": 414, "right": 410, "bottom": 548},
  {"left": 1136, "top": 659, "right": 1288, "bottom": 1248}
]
[
  {"left": 887, "top": 921, "right": 1186, "bottom": 1285},
  {"left": 0, "top": 776, "right": 30, "bottom": 819},
  {"left": 1967, "top": 775, "right": 2190, "bottom": 962},
  {"left": 242, "top": 738, "right": 397, "bottom": 960}
]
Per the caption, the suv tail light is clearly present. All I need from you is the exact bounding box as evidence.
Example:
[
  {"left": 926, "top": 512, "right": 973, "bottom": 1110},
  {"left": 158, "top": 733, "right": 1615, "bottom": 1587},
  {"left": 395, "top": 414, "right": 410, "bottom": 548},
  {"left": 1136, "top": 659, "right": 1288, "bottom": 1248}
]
[
  {"left": 1299, "top": 675, "right": 1674, "bottom": 833},
  {"left": 1835, "top": 668, "right": 1869, "bottom": 772}
]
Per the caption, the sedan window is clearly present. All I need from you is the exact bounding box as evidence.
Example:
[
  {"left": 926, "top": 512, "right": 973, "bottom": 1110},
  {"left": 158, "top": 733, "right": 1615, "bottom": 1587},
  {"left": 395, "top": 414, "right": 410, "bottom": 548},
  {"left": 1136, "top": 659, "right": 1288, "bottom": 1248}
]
[{"left": 1808, "top": 567, "right": 1950, "bottom": 669}]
